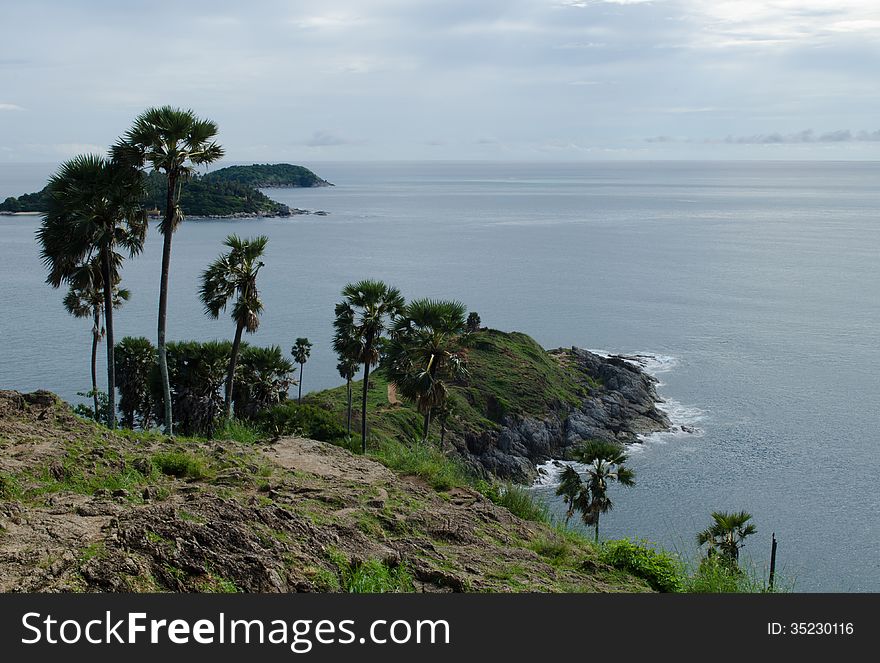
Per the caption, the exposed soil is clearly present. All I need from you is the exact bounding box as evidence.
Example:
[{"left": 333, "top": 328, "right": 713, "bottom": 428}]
[{"left": 0, "top": 390, "right": 650, "bottom": 593}]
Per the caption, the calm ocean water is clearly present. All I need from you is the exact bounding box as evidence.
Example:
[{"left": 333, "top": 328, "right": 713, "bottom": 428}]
[{"left": 1, "top": 160, "right": 878, "bottom": 591}]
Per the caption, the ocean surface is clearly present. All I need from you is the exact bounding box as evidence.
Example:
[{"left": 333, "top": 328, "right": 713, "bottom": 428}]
[{"left": 1, "top": 160, "right": 878, "bottom": 591}]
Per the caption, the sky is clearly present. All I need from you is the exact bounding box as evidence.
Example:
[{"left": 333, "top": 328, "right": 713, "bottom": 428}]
[{"left": 2, "top": 0, "right": 880, "bottom": 161}]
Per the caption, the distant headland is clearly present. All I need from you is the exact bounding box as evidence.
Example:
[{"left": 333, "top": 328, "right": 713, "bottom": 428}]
[{"left": 0, "top": 163, "right": 332, "bottom": 218}]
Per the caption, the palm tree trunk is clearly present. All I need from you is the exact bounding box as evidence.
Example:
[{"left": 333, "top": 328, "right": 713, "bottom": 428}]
[
  {"left": 346, "top": 378, "right": 352, "bottom": 436},
  {"left": 422, "top": 408, "right": 432, "bottom": 444},
  {"left": 100, "top": 250, "right": 116, "bottom": 429},
  {"left": 91, "top": 307, "right": 100, "bottom": 420},
  {"left": 225, "top": 320, "right": 245, "bottom": 419},
  {"left": 361, "top": 358, "right": 371, "bottom": 454},
  {"left": 298, "top": 362, "right": 303, "bottom": 404},
  {"left": 594, "top": 514, "right": 600, "bottom": 543},
  {"left": 157, "top": 172, "right": 177, "bottom": 435}
]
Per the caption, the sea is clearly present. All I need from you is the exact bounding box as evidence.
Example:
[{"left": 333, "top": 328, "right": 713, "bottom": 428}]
[{"left": 1, "top": 160, "right": 878, "bottom": 591}]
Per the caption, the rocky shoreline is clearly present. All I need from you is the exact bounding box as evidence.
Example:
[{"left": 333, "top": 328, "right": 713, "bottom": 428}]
[
  {"left": 148, "top": 208, "right": 329, "bottom": 220},
  {"left": 449, "top": 348, "right": 671, "bottom": 483}
]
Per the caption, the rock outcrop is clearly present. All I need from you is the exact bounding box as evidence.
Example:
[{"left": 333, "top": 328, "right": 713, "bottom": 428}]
[{"left": 451, "top": 349, "right": 670, "bottom": 483}]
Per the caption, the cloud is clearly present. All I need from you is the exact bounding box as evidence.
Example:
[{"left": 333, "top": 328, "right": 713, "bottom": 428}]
[
  {"left": 645, "top": 129, "right": 880, "bottom": 144},
  {"left": 0, "top": 103, "right": 24, "bottom": 111},
  {"left": 302, "top": 130, "right": 362, "bottom": 147}
]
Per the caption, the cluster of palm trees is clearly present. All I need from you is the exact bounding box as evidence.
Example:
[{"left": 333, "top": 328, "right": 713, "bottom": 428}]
[
  {"left": 331, "top": 280, "right": 471, "bottom": 453},
  {"left": 38, "top": 106, "right": 224, "bottom": 433}
]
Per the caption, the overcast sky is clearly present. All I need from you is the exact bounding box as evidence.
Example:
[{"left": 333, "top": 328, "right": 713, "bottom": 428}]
[{"left": 2, "top": 0, "right": 880, "bottom": 161}]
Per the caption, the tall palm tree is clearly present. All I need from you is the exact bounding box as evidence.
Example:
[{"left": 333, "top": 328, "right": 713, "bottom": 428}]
[
  {"left": 37, "top": 155, "right": 147, "bottom": 429},
  {"left": 114, "top": 106, "right": 224, "bottom": 435},
  {"left": 697, "top": 511, "right": 757, "bottom": 568},
  {"left": 63, "top": 259, "right": 130, "bottom": 420},
  {"left": 332, "top": 280, "right": 405, "bottom": 453},
  {"left": 572, "top": 439, "right": 635, "bottom": 542},
  {"left": 291, "top": 337, "right": 312, "bottom": 404},
  {"left": 336, "top": 358, "right": 359, "bottom": 437},
  {"left": 199, "top": 234, "right": 267, "bottom": 419},
  {"left": 386, "top": 299, "right": 468, "bottom": 443}
]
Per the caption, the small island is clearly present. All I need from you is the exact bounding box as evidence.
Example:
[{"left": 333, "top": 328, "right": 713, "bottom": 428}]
[{"left": 0, "top": 163, "right": 332, "bottom": 218}]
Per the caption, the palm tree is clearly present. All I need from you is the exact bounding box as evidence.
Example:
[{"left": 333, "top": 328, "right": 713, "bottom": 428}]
[
  {"left": 386, "top": 299, "right": 468, "bottom": 443},
  {"left": 572, "top": 439, "right": 636, "bottom": 542},
  {"left": 37, "top": 155, "right": 147, "bottom": 429},
  {"left": 114, "top": 106, "right": 224, "bottom": 435},
  {"left": 697, "top": 511, "right": 757, "bottom": 568},
  {"left": 291, "top": 337, "right": 312, "bottom": 404},
  {"left": 199, "top": 234, "right": 267, "bottom": 420},
  {"left": 555, "top": 465, "right": 585, "bottom": 527},
  {"left": 466, "top": 311, "right": 481, "bottom": 334},
  {"left": 336, "top": 358, "right": 358, "bottom": 437},
  {"left": 63, "top": 259, "right": 130, "bottom": 420},
  {"left": 332, "top": 280, "right": 405, "bottom": 453}
]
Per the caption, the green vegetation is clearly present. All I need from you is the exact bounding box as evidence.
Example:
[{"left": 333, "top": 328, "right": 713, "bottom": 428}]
[
  {"left": 570, "top": 440, "right": 636, "bottom": 542},
  {"left": 151, "top": 451, "right": 210, "bottom": 480},
  {"left": 491, "top": 483, "right": 550, "bottom": 522},
  {"left": 37, "top": 154, "right": 148, "bottom": 429},
  {"left": 255, "top": 402, "right": 348, "bottom": 443},
  {"left": 333, "top": 280, "right": 406, "bottom": 453},
  {"left": 697, "top": 510, "right": 757, "bottom": 569},
  {"left": 114, "top": 105, "right": 225, "bottom": 437},
  {"left": 313, "top": 329, "right": 600, "bottom": 453},
  {"left": 1, "top": 164, "right": 328, "bottom": 216},
  {"left": 203, "top": 163, "right": 330, "bottom": 188},
  {"left": 371, "top": 439, "right": 472, "bottom": 491},
  {"left": 291, "top": 337, "right": 312, "bottom": 404},
  {"left": 385, "top": 299, "right": 468, "bottom": 443},
  {"left": 200, "top": 234, "right": 268, "bottom": 418},
  {"left": 63, "top": 259, "right": 130, "bottom": 421},
  {"left": 599, "top": 539, "right": 683, "bottom": 593},
  {"left": 328, "top": 550, "right": 414, "bottom": 593}
]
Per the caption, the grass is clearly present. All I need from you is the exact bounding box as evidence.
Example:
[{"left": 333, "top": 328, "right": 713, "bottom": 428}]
[
  {"left": 371, "top": 439, "right": 474, "bottom": 491},
  {"left": 152, "top": 451, "right": 210, "bottom": 480},
  {"left": 327, "top": 549, "right": 414, "bottom": 593},
  {"left": 490, "top": 483, "right": 550, "bottom": 523},
  {"left": 307, "top": 329, "right": 601, "bottom": 451},
  {"left": 213, "top": 418, "right": 265, "bottom": 445}
]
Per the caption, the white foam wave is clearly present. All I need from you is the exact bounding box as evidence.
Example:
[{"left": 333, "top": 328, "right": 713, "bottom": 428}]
[{"left": 532, "top": 351, "right": 706, "bottom": 484}]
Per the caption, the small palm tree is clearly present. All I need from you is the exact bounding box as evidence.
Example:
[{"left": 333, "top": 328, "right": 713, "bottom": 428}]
[
  {"left": 555, "top": 465, "right": 584, "bottom": 527},
  {"left": 292, "top": 337, "right": 312, "bottom": 404},
  {"left": 37, "top": 155, "right": 147, "bottom": 429},
  {"left": 697, "top": 511, "right": 757, "bottom": 568},
  {"left": 63, "top": 260, "right": 130, "bottom": 420},
  {"left": 336, "top": 358, "right": 359, "bottom": 437},
  {"left": 199, "top": 234, "right": 267, "bottom": 419},
  {"left": 333, "top": 280, "right": 405, "bottom": 453},
  {"left": 114, "top": 106, "right": 224, "bottom": 435},
  {"left": 572, "top": 439, "right": 635, "bottom": 542},
  {"left": 386, "top": 299, "right": 468, "bottom": 443},
  {"left": 466, "top": 311, "right": 481, "bottom": 334}
]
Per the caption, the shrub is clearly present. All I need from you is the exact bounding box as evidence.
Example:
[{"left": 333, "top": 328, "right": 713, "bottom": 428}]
[
  {"left": 234, "top": 345, "right": 295, "bottom": 419},
  {"left": 150, "top": 340, "right": 231, "bottom": 436},
  {"left": 72, "top": 389, "right": 109, "bottom": 422},
  {"left": 115, "top": 336, "right": 157, "bottom": 429},
  {"left": 152, "top": 451, "right": 209, "bottom": 480},
  {"left": 491, "top": 483, "right": 549, "bottom": 523},
  {"left": 599, "top": 539, "right": 684, "bottom": 593},
  {"left": 255, "top": 402, "right": 347, "bottom": 443}
]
